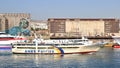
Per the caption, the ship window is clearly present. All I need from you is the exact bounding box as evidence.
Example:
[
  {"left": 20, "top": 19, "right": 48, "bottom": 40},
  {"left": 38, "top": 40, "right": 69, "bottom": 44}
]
[
  {"left": 17, "top": 47, "right": 36, "bottom": 49},
  {"left": 48, "top": 47, "right": 54, "bottom": 49},
  {"left": 68, "top": 47, "right": 79, "bottom": 48},
  {"left": 0, "top": 37, "right": 14, "bottom": 39},
  {"left": 38, "top": 47, "right": 46, "bottom": 49},
  {"left": 61, "top": 47, "right": 79, "bottom": 48}
]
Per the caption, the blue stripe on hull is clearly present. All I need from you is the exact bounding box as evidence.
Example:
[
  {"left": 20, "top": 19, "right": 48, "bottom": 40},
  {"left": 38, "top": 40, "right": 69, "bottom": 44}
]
[
  {"left": 57, "top": 47, "right": 64, "bottom": 54},
  {"left": 0, "top": 47, "right": 11, "bottom": 50}
]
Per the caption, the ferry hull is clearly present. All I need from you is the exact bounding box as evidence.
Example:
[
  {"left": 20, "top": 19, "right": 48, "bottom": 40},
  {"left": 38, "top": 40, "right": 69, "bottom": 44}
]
[
  {"left": 12, "top": 51, "right": 97, "bottom": 54},
  {"left": 12, "top": 45, "right": 100, "bottom": 54},
  {"left": 0, "top": 44, "right": 12, "bottom": 50}
]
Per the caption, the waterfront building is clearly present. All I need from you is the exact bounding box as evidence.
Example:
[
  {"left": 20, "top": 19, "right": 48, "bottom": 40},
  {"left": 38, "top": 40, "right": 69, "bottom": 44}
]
[
  {"left": 48, "top": 18, "right": 120, "bottom": 38},
  {"left": 31, "top": 20, "right": 48, "bottom": 30},
  {"left": 0, "top": 13, "right": 31, "bottom": 33},
  {"left": 30, "top": 20, "right": 49, "bottom": 39}
]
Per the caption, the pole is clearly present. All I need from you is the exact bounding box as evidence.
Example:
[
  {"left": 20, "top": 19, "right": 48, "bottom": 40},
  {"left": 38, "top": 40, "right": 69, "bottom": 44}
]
[{"left": 35, "top": 38, "right": 38, "bottom": 53}]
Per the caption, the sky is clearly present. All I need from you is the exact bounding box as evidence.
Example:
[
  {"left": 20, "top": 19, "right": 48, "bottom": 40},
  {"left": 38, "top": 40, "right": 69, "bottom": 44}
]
[{"left": 0, "top": 0, "right": 120, "bottom": 20}]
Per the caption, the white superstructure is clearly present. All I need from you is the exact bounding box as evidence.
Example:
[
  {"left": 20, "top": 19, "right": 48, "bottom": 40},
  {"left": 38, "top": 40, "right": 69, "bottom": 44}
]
[
  {"left": 0, "top": 32, "right": 27, "bottom": 45},
  {"left": 33, "top": 36, "right": 93, "bottom": 45}
]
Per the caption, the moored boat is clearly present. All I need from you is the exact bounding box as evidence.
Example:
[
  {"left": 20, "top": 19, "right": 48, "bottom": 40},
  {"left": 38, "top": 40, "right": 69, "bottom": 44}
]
[
  {"left": 12, "top": 37, "right": 101, "bottom": 54},
  {"left": 112, "top": 43, "right": 120, "bottom": 48},
  {"left": 0, "top": 32, "right": 27, "bottom": 45},
  {"left": 112, "top": 36, "right": 120, "bottom": 48},
  {"left": 0, "top": 32, "right": 27, "bottom": 50},
  {"left": 12, "top": 43, "right": 100, "bottom": 54}
]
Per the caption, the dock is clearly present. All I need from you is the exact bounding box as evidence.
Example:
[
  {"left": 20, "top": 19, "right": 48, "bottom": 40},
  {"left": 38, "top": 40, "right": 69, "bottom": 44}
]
[{"left": 50, "top": 36, "right": 113, "bottom": 39}]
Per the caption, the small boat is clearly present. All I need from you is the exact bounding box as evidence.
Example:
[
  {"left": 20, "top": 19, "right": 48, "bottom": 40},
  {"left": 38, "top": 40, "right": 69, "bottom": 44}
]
[
  {"left": 104, "top": 43, "right": 113, "bottom": 47},
  {"left": 12, "top": 37, "right": 101, "bottom": 54},
  {"left": 112, "top": 36, "right": 120, "bottom": 48},
  {"left": 112, "top": 43, "right": 120, "bottom": 48}
]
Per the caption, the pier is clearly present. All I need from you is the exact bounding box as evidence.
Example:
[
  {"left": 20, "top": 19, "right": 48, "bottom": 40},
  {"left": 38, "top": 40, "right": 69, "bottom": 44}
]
[{"left": 50, "top": 36, "right": 113, "bottom": 39}]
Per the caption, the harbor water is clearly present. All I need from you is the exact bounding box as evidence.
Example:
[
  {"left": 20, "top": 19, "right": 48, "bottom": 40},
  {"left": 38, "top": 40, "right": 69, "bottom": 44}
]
[{"left": 0, "top": 47, "right": 120, "bottom": 68}]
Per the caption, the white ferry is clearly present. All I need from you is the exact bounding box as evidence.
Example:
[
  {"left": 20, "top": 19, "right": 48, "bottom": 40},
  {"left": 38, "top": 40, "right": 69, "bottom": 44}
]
[
  {"left": 12, "top": 37, "right": 101, "bottom": 54},
  {"left": 0, "top": 32, "right": 27, "bottom": 50},
  {"left": 0, "top": 32, "right": 27, "bottom": 45}
]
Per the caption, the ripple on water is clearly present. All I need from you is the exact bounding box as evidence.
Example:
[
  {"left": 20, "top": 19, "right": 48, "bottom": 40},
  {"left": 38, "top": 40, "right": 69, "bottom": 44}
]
[{"left": 0, "top": 47, "right": 120, "bottom": 68}]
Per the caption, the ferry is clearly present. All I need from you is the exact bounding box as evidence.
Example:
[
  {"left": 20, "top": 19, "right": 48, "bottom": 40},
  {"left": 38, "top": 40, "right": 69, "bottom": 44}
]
[
  {"left": 0, "top": 32, "right": 27, "bottom": 50},
  {"left": 0, "top": 32, "right": 27, "bottom": 45},
  {"left": 12, "top": 37, "right": 101, "bottom": 54}
]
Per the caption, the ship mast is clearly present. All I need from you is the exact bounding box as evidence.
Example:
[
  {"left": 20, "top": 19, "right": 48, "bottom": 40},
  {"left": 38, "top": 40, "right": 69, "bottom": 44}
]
[{"left": 32, "top": 25, "right": 38, "bottom": 53}]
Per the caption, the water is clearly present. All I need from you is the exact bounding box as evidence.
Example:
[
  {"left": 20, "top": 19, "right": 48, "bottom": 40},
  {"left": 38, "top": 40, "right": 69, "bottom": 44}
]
[{"left": 0, "top": 47, "right": 120, "bottom": 68}]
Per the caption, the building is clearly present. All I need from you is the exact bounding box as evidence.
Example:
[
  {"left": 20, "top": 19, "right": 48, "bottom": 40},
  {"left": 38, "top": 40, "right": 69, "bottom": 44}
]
[
  {"left": 0, "top": 13, "right": 31, "bottom": 33},
  {"left": 31, "top": 20, "right": 48, "bottom": 30},
  {"left": 48, "top": 18, "right": 120, "bottom": 38},
  {"left": 30, "top": 20, "right": 49, "bottom": 39}
]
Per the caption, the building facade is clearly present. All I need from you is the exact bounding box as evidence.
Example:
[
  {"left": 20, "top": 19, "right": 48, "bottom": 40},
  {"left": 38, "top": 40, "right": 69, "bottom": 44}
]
[
  {"left": 30, "top": 20, "right": 49, "bottom": 39},
  {"left": 31, "top": 20, "right": 48, "bottom": 30},
  {"left": 48, "top": 18, "right": 120, "bottom": 37},
  {"left": 0, "top": 13, "right": 30, "bottom": 32}
]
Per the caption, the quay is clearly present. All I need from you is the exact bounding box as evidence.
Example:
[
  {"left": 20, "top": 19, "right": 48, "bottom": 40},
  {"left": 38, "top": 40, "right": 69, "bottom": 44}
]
[
  {"left": 50, "top": 36, "right": 114, "bottom": 47},
  {"left": 50, "top": 36, "right": 113, "bottom": 39}
]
